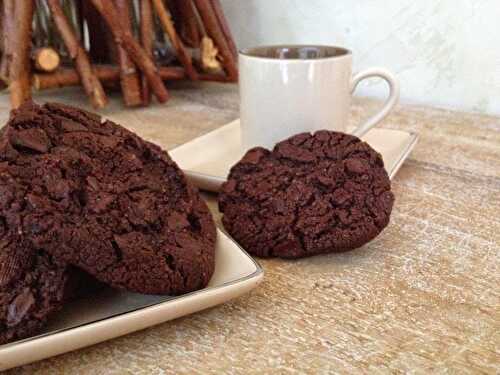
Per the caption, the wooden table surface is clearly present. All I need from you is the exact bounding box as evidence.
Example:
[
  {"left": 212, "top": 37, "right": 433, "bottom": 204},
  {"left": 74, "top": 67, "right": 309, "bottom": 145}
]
[{"left": 2, "top": 83, "right": 499, "bottom": 374}]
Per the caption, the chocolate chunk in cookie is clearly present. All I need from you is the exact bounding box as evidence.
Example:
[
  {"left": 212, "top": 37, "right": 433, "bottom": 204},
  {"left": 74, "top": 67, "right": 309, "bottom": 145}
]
[
  {"left": 218, "top": 130, "right": 394, "bottom": 258},
  {"left": 0, "top": 101, "right": 216, "bottom": 295}
]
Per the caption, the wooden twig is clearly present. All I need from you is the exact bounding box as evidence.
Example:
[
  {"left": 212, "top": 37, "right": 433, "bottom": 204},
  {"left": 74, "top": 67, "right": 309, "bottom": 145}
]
[
  {"left": 90, "top": 0, "right": 169, "bottom": 103},
  {"left": 32, "top": 47, "right": 61, "bottom": 72},
  {"left": 210, "top": 0, "right": 237, "bottom": 58},
  {"left": 174, "top": 0, "right": 201, "bottom": 48},
  {"left": 140, "top": 0, "right": 153, "bottom": 105},
  {"left": 9, "top": 0, "right": 34, "bottom": 108},
  {"left": 47, "top": 0, "right": 108, "bottom": 109},
  {"left": 157, "top": 66, "right": 186, "bottom": 80},
  {"left": 33, "top": 66, "right": 185, "bottom": 90},
  {"left": 32, "top": 65, "right": 231, "bottom": 90},
  {"left": 115, "top": 0, "right": 142, "bottom": 107},
  {"left": 192, "top": 0, "right": 237, "bottom": 81},
  {"left": 33, "top": 65, "right": 120, "bottom": 90},
  {"left": 0, "top": 0, "right": 14, "bottom": 84},
  {"left": 152, "top": 0, "right": 198, "bottom": 80}
]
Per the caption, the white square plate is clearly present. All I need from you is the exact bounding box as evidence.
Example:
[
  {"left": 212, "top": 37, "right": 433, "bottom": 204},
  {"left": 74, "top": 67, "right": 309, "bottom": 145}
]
[
  {"left": 170, "top": 120, "right": 419, "bottom": 192},
  {"left": 0, "top": 229, "right": 263, "bottom": 371}
]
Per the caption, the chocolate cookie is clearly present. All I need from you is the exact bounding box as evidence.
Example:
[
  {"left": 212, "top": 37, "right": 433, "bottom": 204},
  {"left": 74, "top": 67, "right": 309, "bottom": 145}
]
[
  {"left": 0, "top": 167, "right": 103, "bottom": 345},
  {"left": 0, "top": 158, "right": 68, "bottom": 345},
  {"left": 0, "top": 101, "right": 216, "bottom": 295},
  {"left": 0, "top": 242, "right": 101, "bottom": 346},
  {"left": 0, "top": 241, "right": 68, "bottom": 345},
  {"left": 218, "top": 130, "right": 394, "bottom": 258}
]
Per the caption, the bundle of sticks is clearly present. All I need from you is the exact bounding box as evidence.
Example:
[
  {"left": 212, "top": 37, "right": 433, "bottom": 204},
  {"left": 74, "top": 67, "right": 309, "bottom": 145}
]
[{"left": 0, "top": 0, "right": 238, "bottom": 109}]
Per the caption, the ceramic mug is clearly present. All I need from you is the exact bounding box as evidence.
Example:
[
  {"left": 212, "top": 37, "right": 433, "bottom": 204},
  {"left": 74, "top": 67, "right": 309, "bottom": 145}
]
[{"left": 239, "top": 45, "right": 400, "bottom": 150}]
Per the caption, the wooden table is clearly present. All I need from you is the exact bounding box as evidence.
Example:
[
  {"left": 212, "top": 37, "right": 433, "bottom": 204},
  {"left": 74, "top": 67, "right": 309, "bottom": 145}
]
[{"left": 2, "top": 83, "right": 499, "bottom": 374}]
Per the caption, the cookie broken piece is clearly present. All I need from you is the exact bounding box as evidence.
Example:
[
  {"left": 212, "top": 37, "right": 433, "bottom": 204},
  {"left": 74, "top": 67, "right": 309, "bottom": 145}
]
[
  {"left": 0, "top": 101, "right": 216, "bottom": 295},
  {"left": 218, "top": 130, "right": 394, "bottom": 258}
]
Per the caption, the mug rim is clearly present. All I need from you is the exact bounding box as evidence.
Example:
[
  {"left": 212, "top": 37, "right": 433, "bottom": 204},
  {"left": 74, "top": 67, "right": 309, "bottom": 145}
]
[{"left": 239, "top": 44, "right": 352, "bottom": 61}]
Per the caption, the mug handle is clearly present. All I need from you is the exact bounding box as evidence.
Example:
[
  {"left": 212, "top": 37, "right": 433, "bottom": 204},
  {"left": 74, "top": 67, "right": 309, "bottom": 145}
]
[{"left": 350, "top": 68, "right": 400, "bottom": 137}]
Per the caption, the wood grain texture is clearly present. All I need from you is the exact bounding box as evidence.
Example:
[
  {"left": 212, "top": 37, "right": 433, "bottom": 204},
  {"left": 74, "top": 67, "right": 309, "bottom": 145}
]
[{"left": 0, "top": 84, "right": 498, "bottom": 374}]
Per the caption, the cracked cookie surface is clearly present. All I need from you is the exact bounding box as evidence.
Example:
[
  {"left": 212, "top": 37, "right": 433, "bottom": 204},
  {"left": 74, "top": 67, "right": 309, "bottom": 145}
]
[
  {"left": 218, "top": 131, "right": 394, "bottom": 258},
  {"left": 0, "top": 101, "right": 216, "bottom": 295},
  {"left": 0, "top": 125, "right": 101, "bottom": 345},
  {"left": 0, "top": 191, "right": 97, "bottom": 346}
]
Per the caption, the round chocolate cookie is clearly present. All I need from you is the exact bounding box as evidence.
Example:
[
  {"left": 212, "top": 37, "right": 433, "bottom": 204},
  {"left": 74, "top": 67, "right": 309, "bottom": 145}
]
[
  {"left": 218, "top": 130, "right": 394, "bottom": 258},
  {"left": 0, "top": 101, "right": 216, "bottom": 295}
]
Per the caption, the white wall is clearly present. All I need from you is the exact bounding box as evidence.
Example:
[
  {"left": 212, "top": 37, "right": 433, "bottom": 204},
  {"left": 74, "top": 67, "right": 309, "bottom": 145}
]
[{"left": 220, "top": 0, "right": 500, "bottom": 115}]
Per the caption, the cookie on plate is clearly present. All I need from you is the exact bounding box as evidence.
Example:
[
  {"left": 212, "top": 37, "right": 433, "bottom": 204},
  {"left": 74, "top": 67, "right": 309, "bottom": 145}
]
[
  {"left": 0, "top": 238, "right": 69, "bottom": 345},
  {"left": 0, "top": 162, "right": 70, "bottom": 345},
  {"left": 0, "top": 101, "right": 216, "bottom": 295},
  {"left": 0, "top": 245, "right": 99, "bottom": 345},
  {"left": 0, "top": 156, "right": 99, "bottom": 345},
  {"left": 218, "top": 130, "right": 394, "bottom": 258}
]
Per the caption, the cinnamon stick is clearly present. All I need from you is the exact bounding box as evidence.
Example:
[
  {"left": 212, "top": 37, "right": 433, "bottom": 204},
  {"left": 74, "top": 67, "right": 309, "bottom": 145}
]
[
  {"left": 192, "top": 0, "right": 237, "bottom": 81},
  {"left": 0, "top": 0, "right": 14, "bottom": 84},
  {"left": 9, "top": 0, "right": 34, "bottom": 108},
  {"left": 47, "top": 0, "right": 108, "bottom": 109},
  {"left": 115, "top": 0, "right": 142, "bottom": 107},
  {"left": 174, "top": 0, "right": 201, "bottom": 48},
  {"left": 32, "top": 47, "right": 61, "bottom": 72},
  {"left": 90, "top": 0, "right": 169, "bottom": 103},
  {"left": 140, "top": 0, "right": 154, "bottom": 105},
  {"left": 33, "top": 66, "right": 187, "bottom": 90},
  {"left": 152, "top": 0, "right": 198, "bottom": 80},
  {"left": 210, "top": 0, "right": 237, "bottom": 58}
]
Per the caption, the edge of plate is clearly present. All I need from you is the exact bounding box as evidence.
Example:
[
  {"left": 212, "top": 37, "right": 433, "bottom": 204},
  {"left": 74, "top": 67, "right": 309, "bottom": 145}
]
[
  {"left": 388, "top": 132, "right": 419, "bottom": 180},
  {"left": 184, "top": 170, "right": 226, "bottom": 192},
  {"left": 0, "top": 231, "right": 263, "bottom": 371}
]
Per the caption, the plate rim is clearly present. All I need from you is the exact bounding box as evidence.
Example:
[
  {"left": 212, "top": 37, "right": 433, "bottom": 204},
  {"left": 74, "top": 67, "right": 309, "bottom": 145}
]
[
  {"left": 0, "top": 229, "right": 263, "bottom": 351},
  {"left": 388, "top": 131, "right": 419, "bottom": 179}
]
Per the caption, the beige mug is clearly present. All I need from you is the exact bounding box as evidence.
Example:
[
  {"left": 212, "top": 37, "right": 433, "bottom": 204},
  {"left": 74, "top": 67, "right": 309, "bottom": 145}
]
[{"left": 239, "top": 45, "right": 400, "bottom": 150}]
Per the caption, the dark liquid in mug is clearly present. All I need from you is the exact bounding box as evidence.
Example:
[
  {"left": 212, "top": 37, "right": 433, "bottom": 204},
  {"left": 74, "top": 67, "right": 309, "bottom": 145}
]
[{"left": 240, "top": 45, "right": 350, "bottom": 60}]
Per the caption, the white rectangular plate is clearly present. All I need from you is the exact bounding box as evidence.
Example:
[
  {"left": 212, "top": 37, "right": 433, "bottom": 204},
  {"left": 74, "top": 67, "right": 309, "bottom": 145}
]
[
  {"left": 171, "top": 120, "right": 419, "bottom": 192},
  {"left": 0, "top": 229, "right": 263, "bottom": 371}
]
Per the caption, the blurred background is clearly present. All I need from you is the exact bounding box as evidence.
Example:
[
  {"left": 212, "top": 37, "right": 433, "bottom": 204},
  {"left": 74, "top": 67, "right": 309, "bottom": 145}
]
[{"left": 221, "top": 0, "right": 500, "bottom": 116}]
